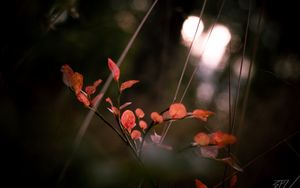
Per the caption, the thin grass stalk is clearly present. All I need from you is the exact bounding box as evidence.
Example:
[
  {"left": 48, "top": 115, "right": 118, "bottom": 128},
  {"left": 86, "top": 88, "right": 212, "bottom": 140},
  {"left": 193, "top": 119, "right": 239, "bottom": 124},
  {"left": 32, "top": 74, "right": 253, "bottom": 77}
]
[
  {"left": 160, "top": 0, "right": 208, "bottom": 144},
  {"left": 213, "top": 130, "right": 300, "bottom": 188},
  {"left": 230, "top": 0, "right": 251, "bottom": 135},
  {"left": 239, "top": 1, "right": 265, "bottom": 129}
]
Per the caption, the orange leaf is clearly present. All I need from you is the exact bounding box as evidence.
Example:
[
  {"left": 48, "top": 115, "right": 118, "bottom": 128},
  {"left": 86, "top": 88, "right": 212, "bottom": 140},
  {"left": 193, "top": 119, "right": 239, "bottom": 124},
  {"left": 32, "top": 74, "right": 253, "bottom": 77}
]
[
  {"left": 85, "top": 79, "right": 102, "bottom": 95},
  {"left": 120, "top": 80, "right": 139, "bottom": 92},
  {"left": 135, "top": 108, "right": 145, "bottom": 119},
  {"left": 194, "top": 132, "right": 210, "bottom": 146},
  {"left": 230, "top": 175, "right": 238, "bottom": 188},
  {"left": 60, "top": 65, "right": 84, "bottom": 95},
  {"left": 169, "top": 103, "right": 187, "bottom": 119},
  {"left": 107, "top": 58, "right": 120, "bottom": 81},
  {"left": 61, "top": 64, "right": 74, "bottom": 87},
  {"left": 131, "top": 130, "right": 141, "bottom": 140},
  {"left": 121, "top": 110, "right": 136, "bottom": 132},
  {"left": 195, "top": 179, "right": 208, "bottom": 188},
  {"left": 71, "top": 72, "right": 83, "bottom": 95},
  {"left": 192, "top": 109, "right": 214, "bottom": 122},
  {"left": 210, "top": 131, "right": 237, "bottom": 146},
  {"left": 139, "top": 120, "right": 147, "bottom": 130},
  {"left": 150, "top": 112, "right": 163, "bottom": 123},
  {"left": 76, "top": 92, "right": 90, "bottom": 107}
]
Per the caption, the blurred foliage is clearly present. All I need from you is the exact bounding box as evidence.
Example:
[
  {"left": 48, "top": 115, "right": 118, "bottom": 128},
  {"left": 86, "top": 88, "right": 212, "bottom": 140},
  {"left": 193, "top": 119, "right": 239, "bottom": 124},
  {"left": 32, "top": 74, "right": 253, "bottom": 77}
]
[{"left": 0, "top": 0, "right": 299, "bottom": 187}]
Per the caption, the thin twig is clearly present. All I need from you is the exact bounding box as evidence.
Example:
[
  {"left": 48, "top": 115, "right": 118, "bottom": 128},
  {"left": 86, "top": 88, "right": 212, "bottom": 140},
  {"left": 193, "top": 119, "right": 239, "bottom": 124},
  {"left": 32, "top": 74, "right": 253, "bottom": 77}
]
[
  {"left": 179, "top": 0, "right": 226, "bottom": 103},
  {"left": 213, "top": 130, "right": 300, "bottom": 188},
  {"left": 160, "top": 0, "right": 208, "bottom": 144},
  {"left": 223, "top": 1, "right": 252, "bottom": 186},
  {"left": 230, "top": 0, "right": 251, "bottom": 134},
  {"left": 172, "top": 0, "right": 208, "bottom": 103},
  {"left": 159, "top": 0, "right": 226, "bottom": 144},
  {"left": 88, "top": 107, "right": 127, "bottom": 142},
  {"left": 239, "top": 2, "right": 264, "bottom": 130},
  {"left": 284, "top": 140, "right": 300, "bottom": 158}
]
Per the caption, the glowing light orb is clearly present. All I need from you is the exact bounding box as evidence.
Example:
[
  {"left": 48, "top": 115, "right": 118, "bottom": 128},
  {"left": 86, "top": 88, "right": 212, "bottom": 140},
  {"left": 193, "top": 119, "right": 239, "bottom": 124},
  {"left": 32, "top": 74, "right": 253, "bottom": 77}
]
[{"left": 181, "top": 16, "right": 204, "bottom": 45}]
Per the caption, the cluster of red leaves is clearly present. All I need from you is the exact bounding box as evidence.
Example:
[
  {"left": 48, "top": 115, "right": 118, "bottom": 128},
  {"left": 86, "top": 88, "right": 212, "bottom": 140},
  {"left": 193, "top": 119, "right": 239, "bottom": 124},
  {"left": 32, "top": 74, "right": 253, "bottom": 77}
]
[
  {"left": 62, "top": 58, "right": 241, "bottom": 188},
  {"left": 119, "top": 108, "right": 148, "bottom": 140},
  {"left": 61, "top": 65, "right": 103, "bottom": 107},
  {"left": 61, "top": 58, "right": 140, "bottom": 107},
  {"left": 194, "top": 131, "right": 237, "bottom": 147},
  {"left": 105, "top": 96, "right": 145, "bottom": 140},
  {"left": 150, "top": 102, "right": 214, "bottom": 124},
  {"left": 106, "top": 59, "right": 144, "bottom": 140},
  {"left": 192, "top": 131, "right": 241, "bottom": 173}
]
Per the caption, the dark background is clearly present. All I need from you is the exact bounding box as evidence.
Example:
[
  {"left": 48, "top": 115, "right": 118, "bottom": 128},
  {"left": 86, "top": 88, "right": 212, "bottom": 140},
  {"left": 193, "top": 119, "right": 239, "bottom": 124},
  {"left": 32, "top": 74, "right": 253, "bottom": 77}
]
[{"left": 1, "top": 0, "right": 299, "bottom": 187}]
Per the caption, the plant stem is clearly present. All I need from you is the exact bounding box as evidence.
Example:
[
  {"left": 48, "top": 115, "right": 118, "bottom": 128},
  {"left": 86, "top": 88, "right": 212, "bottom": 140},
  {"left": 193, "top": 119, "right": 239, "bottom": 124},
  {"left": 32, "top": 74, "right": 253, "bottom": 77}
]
[
  {"left": 138, "top": 121, "right": 155, "bottom": 158},
  {"left": 160, "top": 0, "right": 208, "bottom": 144},
  {"left": 88, "top": 107, "right": 127, "bottom": 142},
  {"left": 70, "top": 0, "right": 159, "bottom": 167},
  {"left": 92, "top": 105, "right": 142, "bottom": 165}
]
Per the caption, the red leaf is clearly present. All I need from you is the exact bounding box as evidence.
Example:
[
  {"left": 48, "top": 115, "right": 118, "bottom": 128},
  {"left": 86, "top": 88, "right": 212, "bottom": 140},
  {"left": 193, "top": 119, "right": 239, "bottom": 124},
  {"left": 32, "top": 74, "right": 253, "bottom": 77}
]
[
  {"left": 121, "top": 110, "right": 136, "bottom": 132},
  {"left": 135, "top": 108, "right": 145, "bottom": 119},
  {"left": 169, "top": 103, "right": 187, "bottom": 119},
  {"left": 105, "top": 97, "right": 113, "bottom": 107},
  {"left": 230, "top": 175, "right": 238, "bottom": 188},
  {"left": 71, "top": 72, "right": 83, "bottom": 94},
  {"left": 195, "top": 179, "right": 207, "bottom": 188},
  {"left": 150, "top": 112, "right": 163, "bottom": 123},
  {"left": 210, "top": 131, "right": 237, "bottom": 146},
  {"left": 76, "top": 92, "right": 90, "bottom": 107},
  {"left": 200, "top": 146, "right": 219, "bottom": 159},
  {"left": 192, "top": 109, "right": 214, "bottom": 122},
  {"left": 120, "top": 80, "right": 139, "bottom": 92},
  {"left": 131, "top": 130, "right": 141, "bottom": 140},
  {"left": 107, "top": 58, "right": 120, "bottom": 81},
  {"left": 61, "top": 64, "right": 74, "bottom": 87},
  {"left": 194, "top": 132, "right": 210, "bottom": 146},
  {"left": 139, "top": 120, "right": 147, "bottom": 130},
  {"left": 85, "top": 79, "right": 102, "bottom": 95}
]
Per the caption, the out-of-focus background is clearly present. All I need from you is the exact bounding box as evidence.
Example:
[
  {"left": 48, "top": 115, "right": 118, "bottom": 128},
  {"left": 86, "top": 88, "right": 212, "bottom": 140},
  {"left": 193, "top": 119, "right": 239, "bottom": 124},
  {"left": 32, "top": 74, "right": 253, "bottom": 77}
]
[{"left": 1, "top": 0, "right": 299, "bottom": 187}]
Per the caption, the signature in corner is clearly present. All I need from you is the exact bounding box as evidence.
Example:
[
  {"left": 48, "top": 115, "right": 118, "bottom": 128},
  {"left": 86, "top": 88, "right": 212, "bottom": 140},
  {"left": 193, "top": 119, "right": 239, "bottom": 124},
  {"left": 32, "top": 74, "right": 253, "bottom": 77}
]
[{"left": 273, "top": 175, "right": 300, "bottom": 188}]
